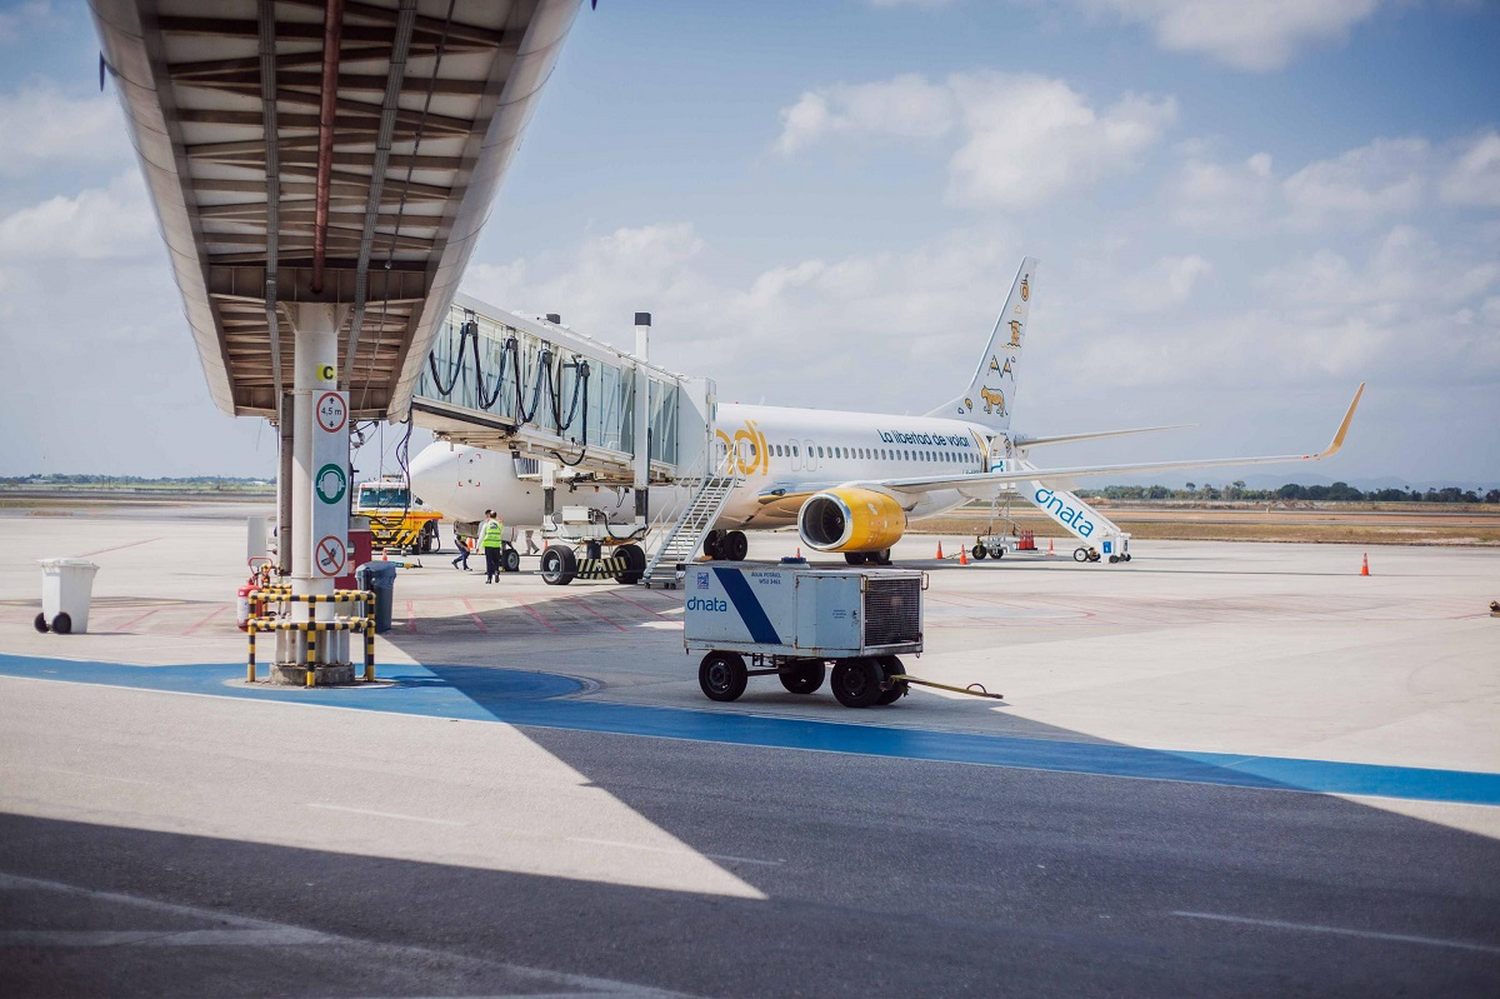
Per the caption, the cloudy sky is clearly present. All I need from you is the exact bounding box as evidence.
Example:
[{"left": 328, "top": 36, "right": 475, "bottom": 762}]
[{"left": 0, "top": 0, "right": 1496, "bottom": 485}]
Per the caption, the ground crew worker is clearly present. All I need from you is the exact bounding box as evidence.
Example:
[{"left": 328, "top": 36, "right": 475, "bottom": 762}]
[{"left": 479, "top": 510, "right": 505, "bottom": 583}]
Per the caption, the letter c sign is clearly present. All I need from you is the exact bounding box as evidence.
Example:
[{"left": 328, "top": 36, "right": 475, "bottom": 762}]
[{"left": 317, "top": 364, "right": 336, "bottom": 381}]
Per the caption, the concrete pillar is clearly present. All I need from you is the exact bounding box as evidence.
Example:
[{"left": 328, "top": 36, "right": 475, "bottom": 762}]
[
  {"left": 633, "top": 312, "right": 651, "bottom": 525},
  {"left": 283, "top": 302, "right": 350, "bottom": 679}
]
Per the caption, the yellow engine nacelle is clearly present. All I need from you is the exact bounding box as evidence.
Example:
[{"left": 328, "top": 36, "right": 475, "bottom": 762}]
[{"left": 797, "top": 488, "right": 907, "bottom": 553}]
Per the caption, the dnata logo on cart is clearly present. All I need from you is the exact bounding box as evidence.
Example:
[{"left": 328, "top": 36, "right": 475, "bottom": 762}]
[
  {"left": 685, "top": 596, "right": 729, "bottom": 612},
  {"left": 1034, "top": 487, "right": 1095, "bottom": 537}
]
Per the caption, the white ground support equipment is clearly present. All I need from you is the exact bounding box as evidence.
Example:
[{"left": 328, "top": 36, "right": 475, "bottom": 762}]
[
  {"left": 1013, "top": 460, "right": 1132, "bottom": 563},
  {"left": 683, "top": 562, "right": 929, "bottom": 708}
]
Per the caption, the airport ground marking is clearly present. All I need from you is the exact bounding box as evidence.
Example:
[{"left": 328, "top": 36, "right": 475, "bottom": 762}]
[
  {"left": 1171, "top": 910, "right": 1500, "bottom": 956},
  {"left": 510, "top": 595, "right": 558, "bottom": 632},
  {"left": 461, "top": 597, "right": 489, "bottom": 632},
  {"left": 307, "top": 802, "right": 466, "bottom": 827},
  {"left": 75, "top": 537, "right": 164, "bottom": 558},
  {"left": 604, "top": 589, "right": 672, "bottom": 618},
  {"left": 179, "top": 605, "right": 227, "bottom": 636},
  {"left": 564, "top": 595, "right": 628, "bottom": 632},
  {"left": 3, "top": 655, "right": 1499, "bottom": 807}
]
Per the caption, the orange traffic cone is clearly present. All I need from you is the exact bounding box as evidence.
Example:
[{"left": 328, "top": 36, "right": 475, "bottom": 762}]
[
  {"left": 1360, "top": 553, "right": 1370, "bottom": 576},
  {"left": 936, "top": 541, "right": 944, "bottom": 559},
  {"left": 796, "top": 546, "right": 802, "bottom": 559},
  {"left": 959, "top": 546, "right": 968, "bottom": 566},
  {"left": 1047, "top": 538, "right": 1055, "bottom": 556}
]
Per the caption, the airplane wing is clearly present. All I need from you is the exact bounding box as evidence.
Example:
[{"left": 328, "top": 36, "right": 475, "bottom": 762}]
[
  {"left": 848, "top": 383, "right": 1365, "bottom": 497},
  {"left": 1012, "top": 423, "right": 1195, "bottom": 448}
]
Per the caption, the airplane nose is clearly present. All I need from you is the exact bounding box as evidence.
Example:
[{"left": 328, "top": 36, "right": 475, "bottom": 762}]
[{"left": 408, "top": 443, "right": 455, "bottom": 506}]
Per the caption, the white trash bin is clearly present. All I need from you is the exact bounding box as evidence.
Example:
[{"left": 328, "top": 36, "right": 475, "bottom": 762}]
[{"left": 37, "top": 558, "right": 100, "bottom": 635}]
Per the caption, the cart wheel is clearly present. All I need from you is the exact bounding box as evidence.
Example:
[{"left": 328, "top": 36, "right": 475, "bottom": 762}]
[
  {"left": 875, "top": 655, "right": 908, "bottom": 705},
  {"left": 1073, "top": 547, "right": 1089, "bottom": 563},
  {"left": 779, "top": 658, "right": 825, "bottom": 694},
  {"left": 699, "top": 651, "right": 748, "bottom": 702},
  {"left": 1123, "top": 553, "right": 1132, "bottom": 562},
  {"left": 33, "top": 612, "right": 49, "bottom": 634},
  {"left": 844, "top": 552, "right": 868, "bottom": 566},
  {"left": 971, "top": 544, "right": 987, "bottom": 561},
  {"left": 51, "top": 612, "right": 72, "bottom": 635},
  {"left": 831, "top": 658, "right": 884, "bottom": 708},
  {"left": 539, "top": 546, "right": 577, "bottom": 585},
  {"left": 1108, "top": 555, "right": 1119, "bottom": 564},
  {"left": 992, "top": 546, "right": 1005, "bottom": 559},
  {"left": 614, "top": 543, "right": 646, "bottom": 584},
  {"left": 1088, "top": 550, "right": 1101, "bottom": 562}
]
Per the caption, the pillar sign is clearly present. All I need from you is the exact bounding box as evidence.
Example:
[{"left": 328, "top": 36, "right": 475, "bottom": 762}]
[{"left": 309, "top": 390, "right": 350, "bottom": 577}]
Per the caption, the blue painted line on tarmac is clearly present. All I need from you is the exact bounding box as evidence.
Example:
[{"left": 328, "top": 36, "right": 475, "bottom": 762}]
[{"left": 3, "top": 652, "right": 1498, "bottom": 806}]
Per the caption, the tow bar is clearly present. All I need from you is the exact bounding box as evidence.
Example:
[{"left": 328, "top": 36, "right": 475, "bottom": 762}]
[{"left": 891, "top": 674, "right": 1005, "bottom": 701}]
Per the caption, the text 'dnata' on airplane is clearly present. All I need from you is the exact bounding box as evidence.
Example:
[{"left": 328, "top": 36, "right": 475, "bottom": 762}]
[{"left": 410, "top": 258, "right": 1364, "bottom": 575}]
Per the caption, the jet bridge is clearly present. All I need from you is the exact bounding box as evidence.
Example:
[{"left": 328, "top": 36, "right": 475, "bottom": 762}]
[{"left": 411, "top": 293, "right": 717, "bottom": 485}]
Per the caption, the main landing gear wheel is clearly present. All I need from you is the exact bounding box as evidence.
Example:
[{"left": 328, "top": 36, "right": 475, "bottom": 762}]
[
  {"left": 502, "top": 545, "right": 522, "bottom": 573},
  {"left": 831, "top": 657, "right": 884, "bottom": 708},
  {"left": 720, "top": 531, "right": 749, "bottom": 561},
  {"left": 866, "top": 549, "right": 892, "bottom": 566},
  {"left": 779, "top": 658, "right": 825, "bottom": 694},
  {"left": 971, "top": 543, "right": 987, "bottom": 560},
  {"left": 875, "top": 655, "right": 909, "bottom": 705},
  {"left": 615, "top": 543, "right": 646, "bottom": 584},
  {"left": 844, "top": 552, "right": 868, "bottom": 566},
  {"left": 1073, "top": 547, "right": 1089, "bottom": 563},
  {"left": 703, "top": 530, "right": 723, "bottom": 560},
  {"left": 539, "top": 545, "right": 577, "bottom": 585},
  {"left": 699, "top": 650, "right": 748, "bottom": 702}
]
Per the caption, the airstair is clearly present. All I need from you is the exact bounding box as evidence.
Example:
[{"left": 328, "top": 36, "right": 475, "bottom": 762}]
[{"left": 642, "top": 455, "right": 741, "bottom": 588}]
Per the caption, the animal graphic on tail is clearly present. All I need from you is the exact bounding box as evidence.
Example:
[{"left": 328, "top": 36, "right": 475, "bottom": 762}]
[{"left": 979, "top": 385, "right": 1006, "bottom": 416}]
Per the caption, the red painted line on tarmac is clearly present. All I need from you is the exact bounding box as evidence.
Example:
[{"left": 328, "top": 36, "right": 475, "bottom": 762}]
[
  {"left": 510, "top": 596, "right": 558, "bottom": 633},
  {"left": 115, "top": 607, "right": 162, "bottom": 631},
  {"left": 405, "top": 600, "right": 417, "bottom": 633},
  {"left": 180, "top": 605, "right": 227, "bottom": 635},
  {"left": 461, "top": 598, "right": 488, "bottom": 632},
  {"left": 564, "top": 596, "right": 628, "bottom": 632},
  {"left": 76, "top": 537, "right": 163, "bottom": 558},
  {"left": 604, "top": 589, "right": 670, "bottom": 618}
]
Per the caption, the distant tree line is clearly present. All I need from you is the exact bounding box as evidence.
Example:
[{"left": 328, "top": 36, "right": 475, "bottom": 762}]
[
  {"left": 1, "top": 474, "right": 272, "bottom": 487},
  {"left": 1096, "top": 481, "right": 1498, "bottom": 504}
]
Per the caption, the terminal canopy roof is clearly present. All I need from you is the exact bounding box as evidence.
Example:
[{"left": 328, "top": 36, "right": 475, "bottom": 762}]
[{"left": 90, "top": 0, "right": 580, "bottom": 420}]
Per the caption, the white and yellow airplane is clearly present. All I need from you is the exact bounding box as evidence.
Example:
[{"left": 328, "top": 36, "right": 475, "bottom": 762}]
[{"left": 410, "top": 258, "right": 1363, "bottom": 564}]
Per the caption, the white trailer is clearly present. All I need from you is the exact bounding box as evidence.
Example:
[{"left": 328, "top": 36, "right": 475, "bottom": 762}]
[{"left": 683, "top": 562, "right": 925, "bottom": 708}]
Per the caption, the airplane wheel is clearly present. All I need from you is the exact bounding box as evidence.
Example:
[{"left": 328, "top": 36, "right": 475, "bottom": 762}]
[
  {"left": 875, "top": 655, "right": 908, "bottom": 705},
  {"left": 722, "top": 531, "right": 749, "bottom": 561},
  {"left": 779, "top": 659, "right": 825, "bottom": 694},
  {"left": 615, "top": 543, "right": 645, "bottom": 584},
  {"left": 699, "top": 651, "right": 748, "bottom": 702},
  {"left": 1073, "top": 547, "right": 1089, "bottom": 562},
  {"left": 51, "top": 612, "right": 72, "bottom": 635},
  {"left": 703, "top": 530, "right": 723, "bottom": 560},
  {"left": 502, "top": 546, "right": 521, "bottom": 573},
  {"left": 33, "top": 613, "right": 49, "bottom": 633},
  {"left": 831, "top": 658, "right": 884, "bottom": 708},
  {"left": 844, "top": 552, "right": 868, "bottom": 566},
  {"left": 421, "top": 522, "right": 439, "bottom": 553},
  {"left": 539, "top": 545, "right": 577, "bottom": 585},
  {"left": 971, "top": 544, "right": 987, "bottom": 560},
  {"left": 868, "top": 549, "right": 892, "bottom": 566}
]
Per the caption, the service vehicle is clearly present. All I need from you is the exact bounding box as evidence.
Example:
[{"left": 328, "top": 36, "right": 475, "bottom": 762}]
[{"left": 354, "top": 479, "right": 443, "bottom": 555}]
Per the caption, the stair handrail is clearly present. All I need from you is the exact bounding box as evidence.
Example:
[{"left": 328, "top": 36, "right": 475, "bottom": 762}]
[{"left": 643, "top": 448, "right": 741, "bottom": 580}]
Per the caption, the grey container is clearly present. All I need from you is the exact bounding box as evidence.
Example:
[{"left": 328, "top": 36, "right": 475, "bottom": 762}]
[{"left": 355, "top": 561, "right": 397, "bottom": 633}]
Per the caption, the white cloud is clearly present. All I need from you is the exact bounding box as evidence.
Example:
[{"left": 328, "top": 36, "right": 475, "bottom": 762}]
[
  {"left": 1281, "top": 138, "right": 1427, "bottom": 230},
  {"left": 774, "top": 73, "right": 955, "bottom": 155},
  {"left": 0, "top": 172, "right": 158, "bottom": 261},
  {"left": 1169, "top": 151, "right": 1274, "bottom": 229},
  {"left": 775, "top": 72, "right": 1176, "bottom": 210},
  {"left": 1116, "top": 254, "right": 1213, "bottom": 313},
  {"left": 0, "top": 83, "right": 130, "bottom": 177},
  {"left": 1439, "top": 129, "right": 1500, "bottom": 208},
  {"left": 947, "top": 75, "right": 1176, "bottom": 209},
  {"left": 1083, "top": 0, "right": 1382, "bottom": 71}
]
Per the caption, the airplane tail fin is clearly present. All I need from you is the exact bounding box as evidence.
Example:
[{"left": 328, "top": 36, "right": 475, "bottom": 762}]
[{"left": 926, "top": 256, "right": 1037, "bottom": 434}]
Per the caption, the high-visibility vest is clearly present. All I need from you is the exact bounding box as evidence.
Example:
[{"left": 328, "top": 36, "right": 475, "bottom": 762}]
[{"left": 480, "top": 519, "right": 505, "bottom": 548}]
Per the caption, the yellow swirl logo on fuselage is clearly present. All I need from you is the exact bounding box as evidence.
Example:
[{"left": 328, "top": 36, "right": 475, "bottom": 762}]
[{"left": 715, "top": 420, "right": 769, "bottom": 476}]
